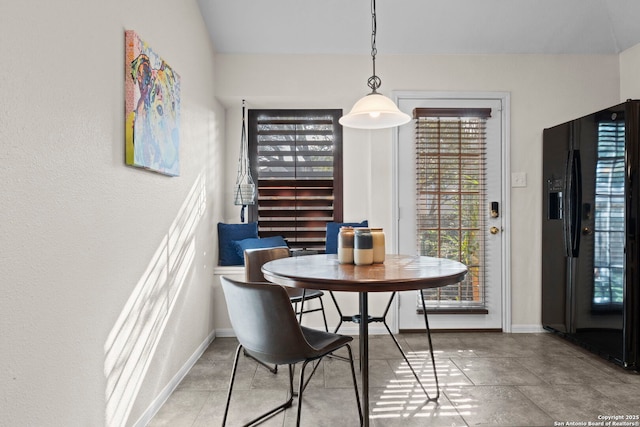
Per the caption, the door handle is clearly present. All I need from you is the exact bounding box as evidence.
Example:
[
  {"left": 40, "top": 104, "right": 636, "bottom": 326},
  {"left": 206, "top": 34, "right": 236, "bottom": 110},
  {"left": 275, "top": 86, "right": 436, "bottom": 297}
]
[{"left": 490, "top": 226, "right": 500, "bottom": 235}]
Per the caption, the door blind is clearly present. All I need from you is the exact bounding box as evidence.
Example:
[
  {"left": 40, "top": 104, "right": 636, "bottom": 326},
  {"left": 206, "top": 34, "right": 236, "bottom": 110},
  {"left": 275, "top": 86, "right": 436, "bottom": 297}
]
[
  {"left": 413, "top": 107, "right": 490, "bottom": 310},
  {"left": 248, "top": 110, "right": 343, "bottom": 251}
]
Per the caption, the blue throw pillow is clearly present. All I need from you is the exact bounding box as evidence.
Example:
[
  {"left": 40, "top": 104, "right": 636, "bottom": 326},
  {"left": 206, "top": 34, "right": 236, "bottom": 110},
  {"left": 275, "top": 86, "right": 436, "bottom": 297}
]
[
  {"left": 232, "top": 236, "right": 289, "bottom": 263},
  {"left": 218, "top": 222, "right": 258, "bottom": 266},
  {"left": 325, "top": 220, "right": 368, "bottom": 254}
]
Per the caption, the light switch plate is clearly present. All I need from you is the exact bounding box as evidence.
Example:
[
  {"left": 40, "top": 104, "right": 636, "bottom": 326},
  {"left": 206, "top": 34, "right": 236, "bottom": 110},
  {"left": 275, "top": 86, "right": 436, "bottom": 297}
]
[{"left": 512, "top": 172, "right": 527, "bottom": 188}]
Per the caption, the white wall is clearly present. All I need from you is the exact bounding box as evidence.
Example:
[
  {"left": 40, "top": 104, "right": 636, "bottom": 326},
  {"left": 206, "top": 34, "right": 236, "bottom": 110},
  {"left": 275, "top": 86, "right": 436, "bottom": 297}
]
[
  {"left": 215, "top": 53, "right": 621, "bottom": 332},
  {"left": 620, "top": 43, "right": 640, "bottom": 100},
  {"left": 0, "top": 1, "right": 223, "bottom": 426}
]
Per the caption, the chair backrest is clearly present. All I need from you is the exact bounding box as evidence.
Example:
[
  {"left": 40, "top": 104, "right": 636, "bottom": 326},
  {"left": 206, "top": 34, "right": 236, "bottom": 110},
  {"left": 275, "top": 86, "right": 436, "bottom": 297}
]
[
  {"left": 220, "top": 276, "right": 312, "bottom": 365},
  {"left": 244, "top": 247, "right": 290, "bottom": 282}
]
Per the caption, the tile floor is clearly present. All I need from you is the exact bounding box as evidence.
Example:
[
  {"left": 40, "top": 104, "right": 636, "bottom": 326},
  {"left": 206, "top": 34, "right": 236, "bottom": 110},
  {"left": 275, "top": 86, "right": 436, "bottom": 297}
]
[{"left": 149, "top": 332, "right": 640, "bottom": 426}]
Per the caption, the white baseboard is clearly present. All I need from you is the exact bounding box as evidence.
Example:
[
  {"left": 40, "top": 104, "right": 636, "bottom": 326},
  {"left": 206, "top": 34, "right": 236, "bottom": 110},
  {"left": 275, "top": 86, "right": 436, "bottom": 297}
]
[
  {"left": 214, "top": 328, "right": 236, "bottom": 337},
  {"left": 132, "top": 329, "right": 217, "bottom": 427},
  {"left": 510, "top": 324, "right": 546, "bottom": 333}
]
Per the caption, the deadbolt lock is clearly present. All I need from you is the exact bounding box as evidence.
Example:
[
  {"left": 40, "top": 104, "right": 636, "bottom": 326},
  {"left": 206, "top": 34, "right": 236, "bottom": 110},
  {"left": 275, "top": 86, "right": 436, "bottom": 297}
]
[
  {"left": 490, "top": 201, "right": 500, "bottom": 218},
  {"left": 490, "top": 226, "right": 500, "bottom": 235}
]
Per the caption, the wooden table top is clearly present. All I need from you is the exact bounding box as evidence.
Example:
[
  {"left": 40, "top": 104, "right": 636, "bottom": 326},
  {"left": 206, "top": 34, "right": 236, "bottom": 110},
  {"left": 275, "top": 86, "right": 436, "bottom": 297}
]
[{"left": 262, "top": 254, "right": 468, "bottom": 292}]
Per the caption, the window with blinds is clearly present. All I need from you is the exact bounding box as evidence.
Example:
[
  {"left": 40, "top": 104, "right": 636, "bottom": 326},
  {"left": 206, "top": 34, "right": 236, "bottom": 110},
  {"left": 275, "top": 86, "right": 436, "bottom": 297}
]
[
  {"left": 248, "top": 110, "right": 343, "bottom": 251},
  {"left": 413, "top": 108, "right": 490, "bottom": 312},
  {"left": 593, "top": 118, "right": 625, "bottom": 310}
]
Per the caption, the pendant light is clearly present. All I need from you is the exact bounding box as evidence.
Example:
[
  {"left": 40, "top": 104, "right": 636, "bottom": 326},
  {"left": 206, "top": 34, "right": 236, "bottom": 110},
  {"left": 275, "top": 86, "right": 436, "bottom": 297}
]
[
  {"left": 233, "top": 99, "right": 256, "bottom": 222},
  {"left": 339, "top": 0, "right": 410, "bottom": 130}
]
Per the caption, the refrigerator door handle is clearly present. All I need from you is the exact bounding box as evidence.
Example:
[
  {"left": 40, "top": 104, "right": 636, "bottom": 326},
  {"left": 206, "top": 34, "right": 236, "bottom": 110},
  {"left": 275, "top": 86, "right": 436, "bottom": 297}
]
[
  {"left": 570, "top": 150, "right": 582, "bottom": 257},
  {"left": 563, "top": 150, "right": 582, "bottom": 258},
  {"left": 563, "top": 151, "right": 573, "bottom": 257}
]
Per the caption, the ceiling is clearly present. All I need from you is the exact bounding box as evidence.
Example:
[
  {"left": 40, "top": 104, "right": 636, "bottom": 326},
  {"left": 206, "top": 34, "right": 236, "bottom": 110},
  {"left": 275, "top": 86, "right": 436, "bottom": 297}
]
[{"left": 197, "top": 0, "right": 640, "bottom": 55}]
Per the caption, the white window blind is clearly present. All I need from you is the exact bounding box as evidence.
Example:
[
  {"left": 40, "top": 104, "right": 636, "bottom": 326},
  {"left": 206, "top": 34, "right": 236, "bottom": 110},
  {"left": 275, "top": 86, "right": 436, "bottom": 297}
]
[{"left": 414, "top": 107, "right": 490, "bottom": 312}]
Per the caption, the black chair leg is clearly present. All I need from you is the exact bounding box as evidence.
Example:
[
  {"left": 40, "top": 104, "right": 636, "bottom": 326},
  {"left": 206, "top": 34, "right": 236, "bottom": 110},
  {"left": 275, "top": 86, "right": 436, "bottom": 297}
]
[
  {"left": 241, "top": 364, "right": 294, "bottom": 426},
  {"left": 297, "top": 347, "right": 362, "bottom": 427},
  {"left": 420, "top": 289, "right": 440, "bottom": 401},
  {"left": 319, "top": 297, "right": 329, "bottom": 332},
  {"left": 296, "top": 360, "right": 311, "bottom": 427},
  {"left": 225, "top": 345, "right": 294, "bottom": 427},
  {"left": 330, "top": 291, "right": 345, "bottom": 333},
  {"left": 346, "top": 344, "right": 364, "bottom": 426},
  {"left": 294, "top": 294, "right": 329, "bottom": 333},
  {"left": 222, "top": 344, "right": 242, "bottom": 426}
]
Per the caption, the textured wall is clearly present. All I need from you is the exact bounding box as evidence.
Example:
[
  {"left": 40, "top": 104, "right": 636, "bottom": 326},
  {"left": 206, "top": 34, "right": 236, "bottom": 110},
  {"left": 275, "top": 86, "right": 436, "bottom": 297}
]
[{"left": 0, "top": 1, "right": 223, "bottom": 425}]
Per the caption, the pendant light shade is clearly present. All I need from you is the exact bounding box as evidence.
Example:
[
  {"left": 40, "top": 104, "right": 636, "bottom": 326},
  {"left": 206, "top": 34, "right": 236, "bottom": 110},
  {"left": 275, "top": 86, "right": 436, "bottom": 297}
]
[
  {"left": 339, "top": 0, "right": 410, "bottom": 130},
  {"left": 339, "top": 93, "right": 410, "bottom": 129}
]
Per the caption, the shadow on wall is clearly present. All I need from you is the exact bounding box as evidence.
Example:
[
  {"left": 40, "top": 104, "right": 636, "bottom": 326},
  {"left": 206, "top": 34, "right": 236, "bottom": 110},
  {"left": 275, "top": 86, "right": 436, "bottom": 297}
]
[{"left": 103, "top": 171, "right": 207, "bottom": 427}]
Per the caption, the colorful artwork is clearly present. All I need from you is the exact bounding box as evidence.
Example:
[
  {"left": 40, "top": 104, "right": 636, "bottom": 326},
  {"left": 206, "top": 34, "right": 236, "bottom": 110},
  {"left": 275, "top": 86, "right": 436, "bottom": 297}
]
[{"left": 125, "top": 30, "right": 181, "bottom": 176}]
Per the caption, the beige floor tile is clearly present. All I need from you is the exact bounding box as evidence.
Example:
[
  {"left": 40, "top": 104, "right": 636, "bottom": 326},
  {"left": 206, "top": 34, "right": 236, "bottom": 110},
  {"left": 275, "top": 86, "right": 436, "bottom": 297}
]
[
  {"left": 450, "top": 356, "right": 545, "bottom": 386},
  {"left": 369, "top": 386, "right": 467, "bottom": 427},
  {"left": 146, "top": 389, "right": 210, "bottom": 427},
  {"left": 518, "top": 384, "right": 633, "bottom": 424},
  {"left": 446, "top": 385, "right": 554, "bottom": 426},
  {"left": 150, "top": 332, "right": 638, "bottom": 426},
  {"left": 404, "top": 332, "right": 478, "bottom": 358},
  {"left": 519, "top": 355, "right": 621, "bottom": 385},
  {"left": 589, "top": 382, "right": 640, "bottom": 412},
  {"left": 211, "top": 388, "right": 289, "bottom": 426},
  {"left": 282, "top": 386, "right": 362, "bottom": 427}
]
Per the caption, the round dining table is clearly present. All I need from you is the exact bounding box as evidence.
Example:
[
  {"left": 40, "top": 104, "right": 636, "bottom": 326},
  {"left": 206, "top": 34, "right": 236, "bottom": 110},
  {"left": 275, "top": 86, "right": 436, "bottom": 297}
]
[{"left": 262, "top": 254, "right": 468, "bottom": 426}]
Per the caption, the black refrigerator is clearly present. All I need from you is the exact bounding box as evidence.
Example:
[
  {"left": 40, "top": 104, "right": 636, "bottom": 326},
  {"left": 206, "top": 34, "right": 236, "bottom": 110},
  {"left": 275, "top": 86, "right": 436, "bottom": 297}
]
[{"left": 542, "top": 100, "right": 640, "bottom": 369}]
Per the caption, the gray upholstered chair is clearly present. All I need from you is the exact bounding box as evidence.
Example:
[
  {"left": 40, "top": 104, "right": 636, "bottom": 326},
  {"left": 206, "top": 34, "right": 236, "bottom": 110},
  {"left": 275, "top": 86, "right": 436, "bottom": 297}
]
[
  {"left": 244, "top": 247, "right": 328, "bottom": 332},
  {"left": 220, "top": 276, "right": 362, "bottom": 426}
]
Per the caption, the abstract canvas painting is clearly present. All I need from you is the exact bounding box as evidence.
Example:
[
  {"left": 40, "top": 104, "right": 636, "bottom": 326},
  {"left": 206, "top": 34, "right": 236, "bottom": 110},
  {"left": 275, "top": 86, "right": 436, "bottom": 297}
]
[{"left": 125, "top": 30, "right": 181, "bottom": 176}]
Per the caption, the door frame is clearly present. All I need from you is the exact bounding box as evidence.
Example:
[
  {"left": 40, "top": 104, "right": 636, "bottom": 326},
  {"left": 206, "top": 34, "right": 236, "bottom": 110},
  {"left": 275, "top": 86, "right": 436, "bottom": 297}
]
[{"left": 390, "top": 91, "right": 512, "bottom": 333}]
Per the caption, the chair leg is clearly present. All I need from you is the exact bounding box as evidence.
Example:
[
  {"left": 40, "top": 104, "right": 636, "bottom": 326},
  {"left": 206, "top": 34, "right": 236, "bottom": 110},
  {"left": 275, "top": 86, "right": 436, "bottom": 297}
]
[
  {"left": 222, "top": 344, "right": 243, "bottom": 427},
  {"left": 293, "top": 293, "right": 328, "bottom": 333},
  {"left": 420, "top": 289, "right": 440, "bottom": 401},
  {"left": 346, "top": 344, "right": 364, "bottom": 426},
  {"left": 379, "top": 291, "right": 439, "bottom": 401},
  {"left": 319, "top": 297, "right": 329, "bottom": 332},
  {"left": 329, "top": 291, "right": 345, "bottom": 333},
  {"left": 297, "top": 291, "right": 305, "bottom": 324},
  {"left": 298, "top": 358, "right": 322, "bottom": 395},
  {"left": 296, "top": 360, "right": 311, "bottom": 427},
  {"left": 225, "top": 345, "right": 294, "bottom": 426},
  {"left": 297, "top": 346, "right": 362, "bottom": 426}
]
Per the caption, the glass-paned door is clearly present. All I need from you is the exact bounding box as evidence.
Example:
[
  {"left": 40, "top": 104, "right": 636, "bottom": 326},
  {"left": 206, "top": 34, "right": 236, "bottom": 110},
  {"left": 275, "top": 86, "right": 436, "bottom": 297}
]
[
  {"left": 397, "top": 96, "right": 505, "bottom": 330},
  {"left": 415, "top": 111, "right": 489, "bottom": 311}
]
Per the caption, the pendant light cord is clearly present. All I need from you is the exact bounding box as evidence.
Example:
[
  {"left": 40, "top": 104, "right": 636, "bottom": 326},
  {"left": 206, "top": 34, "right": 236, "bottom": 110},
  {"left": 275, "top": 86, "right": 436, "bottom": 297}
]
[
  {"left": 367, "top": 0, "right": 381, "bottom": 93},
  {"left": 338, "top": 0, "right": 411, "bottom": 129}
]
